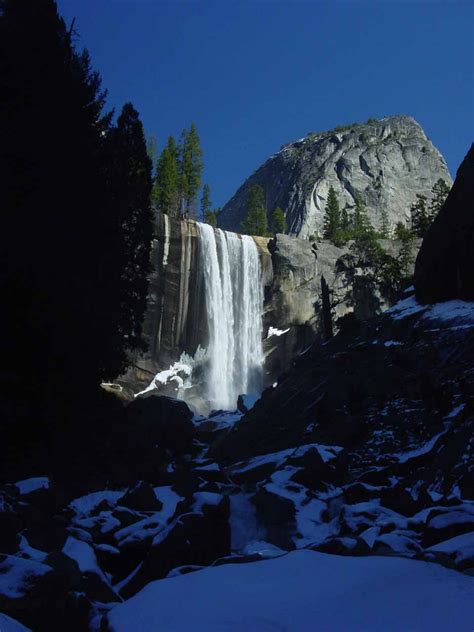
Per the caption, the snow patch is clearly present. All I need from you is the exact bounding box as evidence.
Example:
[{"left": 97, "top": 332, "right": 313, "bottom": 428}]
[
  {"left": 62, "top": 536, "right": 108, "bottom": 582},
  {"left": 0, "top": 613, "right": 32, "bottom": 632},
  {"left": 193, "top": 492, "right": 222, "bottom": 513},
  {"left": 267, "top": 326, "right": 290, "bottom": 338},
  {"left": 388, "top": 296, "right": 474, "bottom": 325},
  {"left": 134, "top": 360, "right": 192, "bottom": 398},
  {"left": 393, "top": 429, "right": 448, "bottom": 463},
  {"left": 387, "top": 296, "right": 427, "bottom": 320},
  {"left": 14, "top": 477, "right": 49, "bottom": 495},
  {"left": 153, "top": 486, "right": 183, "bottom": 524},
  {"left": 384, "top": 340, "right": 402, "bottom": 347},
  {"left": 69, "top": 490, "right": 124, "bottom": 517},
  {"left": 0, "top": 556, "right": 51, "bottom": 598},
  {"left": 106, "top": 550, "right": 474, "bottom": 632},
  {"left": 232, "top": 443, "right": 342, "bottom": 475}
]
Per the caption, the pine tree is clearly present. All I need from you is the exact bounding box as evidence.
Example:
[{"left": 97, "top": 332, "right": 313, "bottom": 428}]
[
  {"left": 340, "top": 206, "right": 350, "bottom": 232},
  {"left": 0, "top": 0, "right": 154, "bottom": 477},
  {"left": 394, "top": 222, "right": 415, "bottom": 278},
  {"left": 410, "top": 194, "right": 430, "bottom": 237},
  {"left": 379, "top": 208, "right": 390, "bottom": 238},
  {"left": 352, "top": 198, "right": 374, "bottom": 238},
  {"left": 180, "top": 123, "right": 203, "bottom": 217},
  {"left": 204, "top": 211, "right": 217, "bottom": 227},
  {"left": 200, "top": 184, "right": 211, "bottom": 220},
  {"left": 155, "top": 136, "right": 180, "bottom": 216},
  {"left": 338, "top": 205, "right": 351, "bottom": 243},
  {"left": 205, "top": 207, "right": 221, "bottom": 228},
  {"left": 146, "top": 134, "right": 158, "bottom": 168},
  {"left": 323, "top": 186, "right": 341, "bottom": 242},
  {"left": 106, "top": 103, "right": 153, "bottom": 356},
  {"left": 272, "top": 206, "right": 286, "bottom": 234},
  {"left": 1, "top": 0, "right": 110, "bottom": 390},
  {"left": 428, "top": 178, "right": 450, "bottom": 220},
  {"left": 201, "top": 186, "right": 219, "bottom": 227},
  {"left": 241, "top": 184, "right": 268, "bottom": 236}
]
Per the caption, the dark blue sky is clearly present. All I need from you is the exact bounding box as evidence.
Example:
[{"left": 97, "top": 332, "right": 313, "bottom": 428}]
[{"left": 58, "top": 0, "right": 473, "bottom": 208}]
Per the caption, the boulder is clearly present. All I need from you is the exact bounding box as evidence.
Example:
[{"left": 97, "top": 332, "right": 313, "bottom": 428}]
[
  {"left": 289, "top": 448, "right": 340, "bottom": 490},
  {"left": 422, "top": 508, "right": 474, "bottom": 547},
  {"left": 125, "top": 395, "right": 195, "bottom": 455},
  {"left": 0, "top": 555, "right": 69, "bottom": 632},
  {"left": 0, "top": 512, "right": 22, "bottom": 553},
  {"left": 380, "top": 485, "right": 423, "bottom": 517},
  {"left": 251, "top": 487, "right": 296, "bottom": 550},
  {"left": 117, "top": 482, "right": 163, "bottom": 513},
  {"left": 309, "top": 536, "right": 370, "bottom": 556},
  {"left": 343, "top": 483, "right": 382, "bottom": 505},
  {"left": 229, "top": 461, "right": 279, "bottom": 486},
  {"left": 22, "top": 514, "right": 68, "bottom": 553},
  {"left": 119, "top": 494, "right": 231, "bottom": 598}
]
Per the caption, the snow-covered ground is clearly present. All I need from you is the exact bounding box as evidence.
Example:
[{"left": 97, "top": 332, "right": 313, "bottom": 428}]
[{"left": 107, "top": 549, "right": 474, "bottom": 632}]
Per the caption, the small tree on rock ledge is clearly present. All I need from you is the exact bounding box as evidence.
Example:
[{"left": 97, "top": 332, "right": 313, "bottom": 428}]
[
  {"left": 241, "top": 184, "right": 268, "bottom": 236},
  {"left": 272, "top": 206, "right": 286, "bottom": 234}
]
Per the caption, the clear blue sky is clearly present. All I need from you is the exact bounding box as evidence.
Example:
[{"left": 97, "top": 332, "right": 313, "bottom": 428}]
[{"left": 58, "top": 0, "right": 474, "bottom": 208}]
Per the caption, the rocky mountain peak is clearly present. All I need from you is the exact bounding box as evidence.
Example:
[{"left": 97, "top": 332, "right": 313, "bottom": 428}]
[{"left": 219, "top": 115, "right": 452, "bottom": 238}]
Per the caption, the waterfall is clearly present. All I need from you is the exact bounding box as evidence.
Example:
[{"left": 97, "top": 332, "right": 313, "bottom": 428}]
[{"left": 197, "top": 223, "right": 264, "bottom": 410}]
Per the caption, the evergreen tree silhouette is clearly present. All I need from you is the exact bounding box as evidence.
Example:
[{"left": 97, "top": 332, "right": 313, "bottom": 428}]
[
  {"left": 0, "top": 0, "right": 152, "bottom": 474},
  {"left": 105, "top": 103, "right": 153, "bottom": 361}
]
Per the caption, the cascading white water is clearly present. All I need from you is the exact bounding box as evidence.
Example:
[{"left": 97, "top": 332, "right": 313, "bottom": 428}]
[{"left": 197, "top": 223, "right": 264, "bottom": 410}]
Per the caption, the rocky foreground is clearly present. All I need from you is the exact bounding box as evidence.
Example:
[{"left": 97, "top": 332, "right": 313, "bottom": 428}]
[
  {"left": 1, "top": 291, "right": 473, "bottom": 631},
  {"left": 1, "top": 146, "right": 472, "bottom": 631}
]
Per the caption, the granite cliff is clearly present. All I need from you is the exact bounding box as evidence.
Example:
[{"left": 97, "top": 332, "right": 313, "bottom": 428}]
[
  {"left": 219, "top": 115, "right": 452, "bottom": 238},
  {"left": 120, "top": 213, "right": 419, "bottom": 403}
]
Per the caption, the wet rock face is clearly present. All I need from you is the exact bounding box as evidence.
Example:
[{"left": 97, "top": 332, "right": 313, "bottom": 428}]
[
  {"left": 219, "top": 115, "right": 452, "bottom": 238},
  {"left": 415, "top": 143, "right": 474, "bottom": 303}
]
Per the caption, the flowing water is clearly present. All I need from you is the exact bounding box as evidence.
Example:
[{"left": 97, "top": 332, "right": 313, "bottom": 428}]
[{"left": 197, "top": 223, "right": 264, "bottom": 410}]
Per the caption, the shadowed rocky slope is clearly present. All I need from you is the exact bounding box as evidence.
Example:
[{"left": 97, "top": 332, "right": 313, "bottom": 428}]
[{"left": 416, "top": 143, "right": 474, "bottom": 303}]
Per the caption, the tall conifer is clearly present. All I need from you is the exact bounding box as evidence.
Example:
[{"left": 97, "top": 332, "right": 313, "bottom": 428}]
[
  {"left": 352, "top": 198, "right": 374, "bottom": 238},
  {"left": 0, "top": 1, "right": 153, "bottom": 467},
  {"left": 106, "top": 103, "right": 153, "bottom": 357},
  {"left": 323, "top": 187, "right": 341, "bottom": 242},
  {"left": 200, "top": 184, "right": 212, "bottom": 219},
  {"left": 155, "top": 136, "right": 179, "bottom": 216},
  {"left": 410, "top": 194, "right": 430, "bottom": 237},
  {"left": 428, "top": 178, "right": 450, "bottom": 219},
  {"left": 180, "top": 123, "right": 203, "bottom": 217}
]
